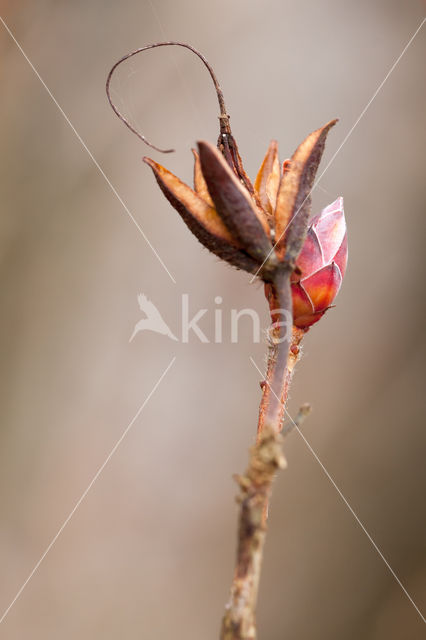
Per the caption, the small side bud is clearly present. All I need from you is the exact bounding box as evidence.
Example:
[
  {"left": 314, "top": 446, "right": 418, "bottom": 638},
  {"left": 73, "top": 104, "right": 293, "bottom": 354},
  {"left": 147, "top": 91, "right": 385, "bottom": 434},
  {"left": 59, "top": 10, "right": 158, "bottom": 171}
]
[{"left": 291, "top": 197, "right": 347, "bottom": 328}]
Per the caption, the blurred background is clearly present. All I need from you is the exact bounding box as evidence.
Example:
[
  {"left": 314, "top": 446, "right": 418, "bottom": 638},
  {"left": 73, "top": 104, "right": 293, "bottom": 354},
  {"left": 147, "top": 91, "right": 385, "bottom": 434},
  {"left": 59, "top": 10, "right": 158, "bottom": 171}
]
[{"left": 1, "top": 1, "right": 425, "bottom": 638}]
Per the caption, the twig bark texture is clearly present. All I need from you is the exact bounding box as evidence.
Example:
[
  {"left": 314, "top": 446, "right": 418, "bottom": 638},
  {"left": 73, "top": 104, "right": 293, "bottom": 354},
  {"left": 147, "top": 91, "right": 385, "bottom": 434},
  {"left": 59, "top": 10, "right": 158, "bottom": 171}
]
[{"left": 220, "top": 426, "right": 286, "bottom": 640}]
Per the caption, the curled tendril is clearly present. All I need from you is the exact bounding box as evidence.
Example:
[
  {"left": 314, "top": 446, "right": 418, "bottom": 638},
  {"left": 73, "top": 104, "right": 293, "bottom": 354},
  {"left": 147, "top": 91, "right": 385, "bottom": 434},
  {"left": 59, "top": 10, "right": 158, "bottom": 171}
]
[{"left": 106, "top": 41, "right": 232, "bottom": 153}]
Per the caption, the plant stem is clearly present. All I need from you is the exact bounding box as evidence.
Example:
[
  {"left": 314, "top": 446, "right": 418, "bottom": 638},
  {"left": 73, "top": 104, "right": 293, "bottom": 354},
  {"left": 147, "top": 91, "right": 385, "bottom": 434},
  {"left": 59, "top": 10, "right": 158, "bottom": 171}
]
[
  {"left": 258, "top": 277, "right": 305, "bottom": 439},
  {"left": 220, "top": 425, "right": 286, "bottom": 640},
  {"left": 220, "top": 271, "right": 305, "bottom": 640}
]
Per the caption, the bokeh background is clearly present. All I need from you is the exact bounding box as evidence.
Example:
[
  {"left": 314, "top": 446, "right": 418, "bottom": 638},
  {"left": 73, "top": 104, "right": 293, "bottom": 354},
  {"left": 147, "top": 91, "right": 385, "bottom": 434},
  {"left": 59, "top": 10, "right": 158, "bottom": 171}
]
[{"left": 1, "top": 1, "right": 425, "bottom": 638}]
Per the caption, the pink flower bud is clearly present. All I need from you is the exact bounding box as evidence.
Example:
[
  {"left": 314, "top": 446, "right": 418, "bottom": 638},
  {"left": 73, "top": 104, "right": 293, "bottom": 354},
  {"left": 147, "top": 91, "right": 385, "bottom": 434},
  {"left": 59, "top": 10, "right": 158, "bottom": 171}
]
[{"left": 291, "top": 197, "right": 347, "bottom": 329}]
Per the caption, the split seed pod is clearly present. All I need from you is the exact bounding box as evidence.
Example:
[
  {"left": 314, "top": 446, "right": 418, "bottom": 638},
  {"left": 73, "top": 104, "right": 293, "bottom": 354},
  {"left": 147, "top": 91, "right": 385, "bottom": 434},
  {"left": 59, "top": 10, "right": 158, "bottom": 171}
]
[
  {"left": 106, "top": 42, "right": 348, "bottom": 329},
  {"left": 143, "top": 119, "right": 338, "bottom": 286}
]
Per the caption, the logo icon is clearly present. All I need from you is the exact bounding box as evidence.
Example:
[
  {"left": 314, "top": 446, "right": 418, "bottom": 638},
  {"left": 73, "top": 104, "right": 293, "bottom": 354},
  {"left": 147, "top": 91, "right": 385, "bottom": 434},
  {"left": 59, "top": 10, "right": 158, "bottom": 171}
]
[{"left": 129, "top": 294, "right": 178, "bottom": 343}]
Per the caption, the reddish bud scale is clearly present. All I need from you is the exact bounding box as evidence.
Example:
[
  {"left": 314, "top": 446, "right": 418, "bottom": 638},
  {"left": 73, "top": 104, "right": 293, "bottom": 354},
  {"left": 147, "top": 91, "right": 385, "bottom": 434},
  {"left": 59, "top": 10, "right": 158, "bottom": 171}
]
[{"left": 291, "top": 197, "right": 347, "bottom": 329}]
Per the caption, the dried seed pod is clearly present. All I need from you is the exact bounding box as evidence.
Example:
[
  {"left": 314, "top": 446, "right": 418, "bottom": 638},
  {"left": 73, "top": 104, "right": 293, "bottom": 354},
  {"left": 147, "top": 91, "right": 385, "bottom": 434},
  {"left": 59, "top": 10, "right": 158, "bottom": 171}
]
[{"left": 107, "top": 43, "right": 347, "bottom": 322}]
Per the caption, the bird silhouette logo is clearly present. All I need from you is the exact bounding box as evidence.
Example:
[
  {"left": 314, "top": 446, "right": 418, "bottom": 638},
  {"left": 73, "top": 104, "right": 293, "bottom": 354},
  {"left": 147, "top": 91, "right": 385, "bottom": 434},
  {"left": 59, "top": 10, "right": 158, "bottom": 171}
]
[{"left": 129, "top": 294, "right": 178, "bottom": 343}]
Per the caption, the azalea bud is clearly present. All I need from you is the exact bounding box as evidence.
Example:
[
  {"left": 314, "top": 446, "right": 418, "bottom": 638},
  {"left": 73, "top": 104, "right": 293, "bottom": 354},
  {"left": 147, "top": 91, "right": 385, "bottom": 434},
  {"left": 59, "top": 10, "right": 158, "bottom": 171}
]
[{"left": 291, "top": 197, "right": 347, "bottom": 329}]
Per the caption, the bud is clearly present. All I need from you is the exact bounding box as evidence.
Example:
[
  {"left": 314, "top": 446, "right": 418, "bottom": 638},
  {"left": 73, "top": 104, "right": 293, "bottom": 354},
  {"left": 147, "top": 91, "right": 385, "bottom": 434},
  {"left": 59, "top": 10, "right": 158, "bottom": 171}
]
[{"left": 291, "top": 197, "right": 347, "bottom": 329}]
